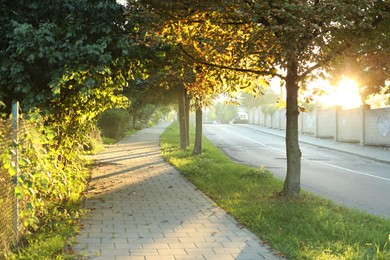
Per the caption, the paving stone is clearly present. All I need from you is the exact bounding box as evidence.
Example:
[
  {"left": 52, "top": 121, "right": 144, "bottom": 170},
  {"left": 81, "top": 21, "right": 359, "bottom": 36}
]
[
  {"left": 173, "top": 256, "right": 204, "bottom": 260},
  {"left": 145, "top": 256, "right": 175, "bottom": 260},
  {"left": 201, "top": 254, "right": 235, "bottom": 260},
  {"left": 193, "top": 242, "right": 223, "bottom": 249},
  {"left": 157, "top": 248, "right": 187, "bottom": 256},
  {"left": 92, "top": 256, "right": 116, "bottom": 260},
  {"left": 129, "top": 249, "right": 159, "bottom": 256},
  {"left": 100, "top": 248, "right": 130, "bottom": 256},
  {"left": 116, "top": 256, "right": 144, "bottom": 260},
  {"left": 72, "top": 124, "right": 284, "bottom": 260},
  {"left": 184, "top": 248, "right": 216, "bottom": 255}
]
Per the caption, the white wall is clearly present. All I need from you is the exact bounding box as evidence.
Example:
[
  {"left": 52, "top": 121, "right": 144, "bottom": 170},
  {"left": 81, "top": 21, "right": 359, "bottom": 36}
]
[{"left": 249, "top": 106, "right": 390, "bottom": 147}]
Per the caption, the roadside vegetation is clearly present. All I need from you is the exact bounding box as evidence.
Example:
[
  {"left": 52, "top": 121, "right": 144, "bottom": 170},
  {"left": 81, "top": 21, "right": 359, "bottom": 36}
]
[
  {"left": 0, "top": 112, "right": 143, "bottom": 259},
  {"left": 0, "top": 113, "right": 89, "bottom": 259},
  {"left": 160, "top": 122, "right": 390, "bottom": 259}
]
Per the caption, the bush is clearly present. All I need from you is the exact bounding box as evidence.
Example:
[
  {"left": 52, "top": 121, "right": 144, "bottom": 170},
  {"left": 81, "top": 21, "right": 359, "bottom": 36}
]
[
  {"left": 97, "top": 109, "right": 130, "bottom": 140},
  {"left": 1, "top": 111, "right": 89, "bottom": 257}
]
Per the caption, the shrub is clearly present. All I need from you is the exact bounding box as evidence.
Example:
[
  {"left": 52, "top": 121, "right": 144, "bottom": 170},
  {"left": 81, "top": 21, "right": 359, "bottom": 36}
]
[
  {"left": 97, "top": 109, "right": 130, "bottom": 140},
  {"left": 0, "top": 111, "right": 89, "bottom": 260}
]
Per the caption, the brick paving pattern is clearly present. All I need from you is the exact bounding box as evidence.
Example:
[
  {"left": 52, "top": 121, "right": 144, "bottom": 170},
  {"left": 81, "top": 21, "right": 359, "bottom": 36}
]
[{"left": 73, "top": 123, "right": 282, "bottom": 260}]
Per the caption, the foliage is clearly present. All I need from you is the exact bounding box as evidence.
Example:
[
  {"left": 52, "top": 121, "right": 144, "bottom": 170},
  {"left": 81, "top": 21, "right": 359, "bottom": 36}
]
[
  {"left": 142, "top": 0, "right": 382, "bottom": 83},
  {"left": 366, "top": 88, "right": 390, "bottom": 109},
  {"left": 212, "top": 101, "right": 238, "bottom": 124},
  {"left": 240, "top": 91, "right": 280, "bottom": 110},
  {"left": 0, "top": 0, "right": 134, "bottom": 110},
  {"left": 161, "top": 122, "right": 390, "bottom": 259},
  {"left": 139, "top": 0, "right": 390, "bottom": 196},
  {"left": 131, "top": 0, "right": 267, "bottom": 107},
  {"left": 97, "top": 109, "right": 130, "bottom": 140},
  {"left": 327, "top": 2, "right": 390, "bottom": 100},
  {"left": 4, "top": 207, "right": 82, "bottom": 260},
  {"left": 0, "top": 112, "right": 89, "bottom": 247},
  {"left": 82, "top": 127, "right": 104, "bottom": 155},
  {"left": 125, "top": 78, "right": 174, "bottom": 129},
  {"left": 261, "top": 104, "right": 278, "bottom": 115},
  {"left": 0, "top": 0, "right": 139, "bottom": 160},
  {"left": 102, "top": 137, "right": 117, "bottom": 145}
]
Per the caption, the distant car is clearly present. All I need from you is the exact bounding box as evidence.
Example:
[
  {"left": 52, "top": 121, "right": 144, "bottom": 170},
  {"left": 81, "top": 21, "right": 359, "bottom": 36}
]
[{"left": 233, "top": 118, "right": 249, "bottom": 124}]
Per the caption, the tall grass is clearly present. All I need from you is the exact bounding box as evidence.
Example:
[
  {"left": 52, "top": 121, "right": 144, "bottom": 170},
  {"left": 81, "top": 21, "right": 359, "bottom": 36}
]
[{"left": 161, "top": 122, "right": 390, "bottom": 259}]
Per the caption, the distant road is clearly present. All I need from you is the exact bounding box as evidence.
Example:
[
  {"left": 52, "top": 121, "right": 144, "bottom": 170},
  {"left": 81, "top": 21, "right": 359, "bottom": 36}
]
[{"left": 203, "top": 124, "right": 390, "bottom": 217}]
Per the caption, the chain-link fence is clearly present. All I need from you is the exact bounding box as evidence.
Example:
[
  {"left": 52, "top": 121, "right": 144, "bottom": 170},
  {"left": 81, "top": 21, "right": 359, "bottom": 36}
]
[
  {"left": 0, "top": 103, "right": 24, "bottom": 258},
  {"left": 0, "top": 156, "right": 17, "bottom": 256}
]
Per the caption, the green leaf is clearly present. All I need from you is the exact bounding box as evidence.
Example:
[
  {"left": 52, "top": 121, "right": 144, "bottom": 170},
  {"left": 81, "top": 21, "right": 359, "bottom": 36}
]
[
  {"left": 14, "top": 186, "right": 24, "bottom": 197},
  {"left": 19, "top": 158, "right": 30, "bottom": 167},
  {"left": 46, "top": 129, "right": 56, "bottom": 140},
  {"left": 8, "top": 166, "right": 17, "bottom": 176}
]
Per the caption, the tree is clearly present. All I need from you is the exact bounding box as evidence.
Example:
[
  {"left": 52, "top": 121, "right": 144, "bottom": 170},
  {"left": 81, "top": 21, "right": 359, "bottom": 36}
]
[
  {"left": 213, "top": 102, "right": 238, "bottom": 124},
  {"left": 0, "top": 0, "right": 152, "bottom": 236},
  {"left": 193, "top": 98, "right": 203, "bottom": 155},
  {"left": 131, "top": 0, "right": 266, "bottom": 153},
  {"left": 327, "top": 4, "right": 390, "bottom": 101},
  {"left": 233, "top": 0, "right": 388, "bottom": 196},
  {"left": 241, "top": 90, "right": 280, "bottom": 111},
  {"left": 0, "top": 0, "right": 139, "bottom": 152},
  {"left": 124, "top": 74, "right": 177, "bottom": 129},
  {"left": 137, "top": 0, "right": 389, "bottom": 196}
]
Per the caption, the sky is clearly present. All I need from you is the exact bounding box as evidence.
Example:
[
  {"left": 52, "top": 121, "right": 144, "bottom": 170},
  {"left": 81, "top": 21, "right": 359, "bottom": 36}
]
[{"left": 116, "top": 0, "right": 127, "bottom": 6}]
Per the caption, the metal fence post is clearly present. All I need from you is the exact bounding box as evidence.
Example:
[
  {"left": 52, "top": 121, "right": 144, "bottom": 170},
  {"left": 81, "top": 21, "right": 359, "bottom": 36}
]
[{"left": 11, "top": 101, "right": 19, "bottom": 245}]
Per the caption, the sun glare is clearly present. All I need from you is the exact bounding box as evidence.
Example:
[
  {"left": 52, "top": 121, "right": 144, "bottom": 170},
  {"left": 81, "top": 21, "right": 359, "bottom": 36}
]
[{"left": 318, "top": 79, "right": 362, "bottom": 109}]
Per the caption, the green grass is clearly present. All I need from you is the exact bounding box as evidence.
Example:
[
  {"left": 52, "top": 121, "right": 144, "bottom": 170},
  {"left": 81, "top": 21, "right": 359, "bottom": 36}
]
[
  {"left": 102, "top": 136, "right": 117, "bottom": 145},
  {"left": 102, "top": 129, "right": 139, "bottom": 145},
  {"left": 160, "top": 122, "right": 390, "bottom": 259},
  {"left": 3, "top": 204, "right": 84, "bottom": 260},
  {"left": 125, "top": 129, "right": 138, "bottom": 136}
]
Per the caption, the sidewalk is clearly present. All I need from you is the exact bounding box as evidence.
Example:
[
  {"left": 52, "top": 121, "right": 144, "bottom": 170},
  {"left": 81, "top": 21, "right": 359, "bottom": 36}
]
[
  {"left": 240, "top": 124, "right": 390, "bottom": 165},
  {"left": 73, "top": 123, "right": 282, "bottom": 260}
]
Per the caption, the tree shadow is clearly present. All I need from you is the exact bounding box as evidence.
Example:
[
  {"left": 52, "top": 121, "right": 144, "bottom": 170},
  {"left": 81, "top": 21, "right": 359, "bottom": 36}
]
[{"left": 73, "top": 124, "right": 280, "bottom": 259}]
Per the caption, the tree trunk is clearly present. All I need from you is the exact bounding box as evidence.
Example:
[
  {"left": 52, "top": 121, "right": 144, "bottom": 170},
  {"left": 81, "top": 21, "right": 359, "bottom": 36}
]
[
  {"left": 144, "top": 104, "right": 158, "bottom": 125},
  {"left": 132, "top": 113, "right": 137, "bottom": 129},
  {"left": 282, "top": 59, "right": 302, "bottom": 196},
  {"left": 193, "top": 103, "right": 203, "bottom": 155},
  {"left": 178, "top": 85, "right": 187, "bottom": 150},
  {"left": 184, "top": 90, "right": 191, "bottom": 147}
]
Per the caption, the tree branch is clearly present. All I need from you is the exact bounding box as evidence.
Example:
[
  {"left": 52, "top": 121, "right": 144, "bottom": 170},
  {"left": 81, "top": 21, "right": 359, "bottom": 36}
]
[
  {"left": 178, "top": 44, "right": 285, "bottom": 79},
  {"left": 298, "top": 45, "right": 348, "bottom": 80}
]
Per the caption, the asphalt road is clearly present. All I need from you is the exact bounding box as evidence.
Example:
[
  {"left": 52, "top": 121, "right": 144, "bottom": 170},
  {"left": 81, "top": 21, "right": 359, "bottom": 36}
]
[{"left": 203, "top": 124, "right": 390, "bottom": 218}]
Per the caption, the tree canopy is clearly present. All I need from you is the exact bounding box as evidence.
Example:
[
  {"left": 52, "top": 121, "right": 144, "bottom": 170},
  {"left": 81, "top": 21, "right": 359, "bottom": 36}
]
[
  {"left": 1, "top": 0, "right": 388, "bottom": 196},
  {"left": 0, "top": 0, "right": 146, "bottom": 149},
  {"left": 134, "top": 0, "right": 390, "bottom": 196}
]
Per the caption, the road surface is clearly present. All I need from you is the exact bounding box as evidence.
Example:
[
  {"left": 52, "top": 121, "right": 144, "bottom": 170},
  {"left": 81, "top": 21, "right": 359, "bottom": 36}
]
[{"left": 203, "top": 124, "right": 390, "bottom": 217}]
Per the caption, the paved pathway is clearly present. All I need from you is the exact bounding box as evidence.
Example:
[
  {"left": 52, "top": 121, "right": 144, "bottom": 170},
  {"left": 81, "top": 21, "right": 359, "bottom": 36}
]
[{"left": 73, "top": 123, "right": 282, "bottom": 260}]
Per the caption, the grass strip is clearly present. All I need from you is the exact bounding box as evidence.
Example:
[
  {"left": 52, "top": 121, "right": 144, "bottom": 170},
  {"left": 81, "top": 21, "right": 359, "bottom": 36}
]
[{"left": 160, "top": 122, "right": 390, "bottom": 259}]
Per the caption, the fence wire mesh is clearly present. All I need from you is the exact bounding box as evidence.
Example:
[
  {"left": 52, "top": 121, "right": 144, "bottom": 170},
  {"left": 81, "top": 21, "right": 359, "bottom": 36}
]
[{"left": 0, "top": 115, "right": 25, "bottom": 257}]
